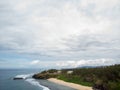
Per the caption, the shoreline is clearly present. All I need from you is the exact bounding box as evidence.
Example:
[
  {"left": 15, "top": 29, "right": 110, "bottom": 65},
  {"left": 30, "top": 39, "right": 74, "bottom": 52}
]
[
  {"left": 48, "top": 78, "right": 92, "bottom": 90},
  {"left": 37, "top": 79, "right": 76, "bottom": 90}
]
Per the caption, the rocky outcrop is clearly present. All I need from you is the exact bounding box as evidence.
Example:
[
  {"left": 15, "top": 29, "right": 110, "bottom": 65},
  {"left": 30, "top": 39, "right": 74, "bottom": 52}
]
[
  {"left": 32, "top": 73, "right": 58, "bottom": 79},
  {"left": 13, "top": 77, "right": 24, "bottom": 80},
  {"left": 32, "top": 69, "right": 59, "bottom": 79}
]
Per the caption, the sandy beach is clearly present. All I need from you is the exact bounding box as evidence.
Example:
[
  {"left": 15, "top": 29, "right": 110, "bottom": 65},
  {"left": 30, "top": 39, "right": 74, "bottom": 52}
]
[
  {"left": 48, "top": 78, "right": 92, "bottom": 90},
  {"left": 37, "top": 79, "right": 76, "bottom": 90}
]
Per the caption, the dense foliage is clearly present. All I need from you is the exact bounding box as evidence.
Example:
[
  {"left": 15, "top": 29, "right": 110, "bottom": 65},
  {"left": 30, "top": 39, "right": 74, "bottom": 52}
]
[{"left": 33, "top": 64, "right": 120, "bottom": 90}]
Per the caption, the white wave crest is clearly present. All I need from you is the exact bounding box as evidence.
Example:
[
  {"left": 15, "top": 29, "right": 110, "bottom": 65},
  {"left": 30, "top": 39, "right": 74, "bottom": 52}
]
[
  {"left": 26, "top": 78, "right": 50, "bottom": 90},
  {"left": 15, "top": 74, "right": 32, "bottom": 79}
]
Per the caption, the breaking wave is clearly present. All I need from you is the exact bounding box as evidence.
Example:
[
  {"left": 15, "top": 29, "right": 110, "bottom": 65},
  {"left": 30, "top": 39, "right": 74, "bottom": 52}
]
[
  {"left": 15, "top": 74, "right": 50, "bottom": 90},
  {"left": 26, "top": 78, "right": 50, "bottom": 90},
  {"left": 15, "top": 74, "right": 33, "bottom": 79}
]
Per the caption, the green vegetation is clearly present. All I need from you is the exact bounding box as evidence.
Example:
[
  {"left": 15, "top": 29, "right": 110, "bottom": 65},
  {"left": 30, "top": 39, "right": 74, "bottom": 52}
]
[
  {"left": 57, "top": 74, "right": 92, "bottom": 86},
  {"left": 33, "top": 64, "right": 120, "bottom": 90}
]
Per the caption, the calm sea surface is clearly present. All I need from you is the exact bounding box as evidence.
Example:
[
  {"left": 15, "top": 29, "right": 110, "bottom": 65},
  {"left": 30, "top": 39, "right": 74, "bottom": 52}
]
[{"left": 0, "top": 69, "right": 47, "bottom": 90}]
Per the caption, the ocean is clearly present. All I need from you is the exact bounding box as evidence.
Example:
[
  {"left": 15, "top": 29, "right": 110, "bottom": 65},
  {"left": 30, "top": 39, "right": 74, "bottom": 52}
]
[{"left": 0, "top": 69, "right": 50, "bottom": 90}]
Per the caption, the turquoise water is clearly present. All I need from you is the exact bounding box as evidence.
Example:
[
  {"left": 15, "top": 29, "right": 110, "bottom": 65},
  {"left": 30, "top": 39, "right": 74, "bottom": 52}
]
[{"left": 0, "top": 69, "right": 46, "bottom": 90}]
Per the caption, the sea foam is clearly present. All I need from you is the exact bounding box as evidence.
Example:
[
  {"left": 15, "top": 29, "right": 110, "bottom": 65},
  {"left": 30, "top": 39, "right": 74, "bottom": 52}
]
[
  {"left": 15, "top": 74, "right": 50, "bottom": 90},
  {"left": 15, "top": 74, "right": 32, "bottom": 79},
  {"left": 26, "top": 78, "right": 50, "bottom": 90}
]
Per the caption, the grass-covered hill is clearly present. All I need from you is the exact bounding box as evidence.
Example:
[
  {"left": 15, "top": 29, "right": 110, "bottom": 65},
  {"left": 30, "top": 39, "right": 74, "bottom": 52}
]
[{"left": 33, "top": 64, "right": 120, "bottom": 90}]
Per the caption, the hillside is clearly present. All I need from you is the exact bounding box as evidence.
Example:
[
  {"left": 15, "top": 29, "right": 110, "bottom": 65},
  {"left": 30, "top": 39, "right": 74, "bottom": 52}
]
[{"left": 33, "top": 64, "right": 120, "bottom": 90}]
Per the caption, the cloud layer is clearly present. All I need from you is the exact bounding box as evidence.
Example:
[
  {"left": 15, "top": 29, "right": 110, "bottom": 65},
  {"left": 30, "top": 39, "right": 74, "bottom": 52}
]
[
  {"left": 29, "top": 58, "right": 120, "bottom": 68},
  {"left": 0, "top": 0, "right": 120, "bottom": 68}
]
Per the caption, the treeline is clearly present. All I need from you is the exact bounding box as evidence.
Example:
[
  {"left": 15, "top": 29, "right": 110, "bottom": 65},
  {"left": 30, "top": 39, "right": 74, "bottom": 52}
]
[{"left": 33, "top": 64, "right": 120, "bottom": 90}]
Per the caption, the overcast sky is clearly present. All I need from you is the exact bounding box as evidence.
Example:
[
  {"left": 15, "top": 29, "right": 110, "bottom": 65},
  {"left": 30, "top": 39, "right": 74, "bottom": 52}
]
[{"left": 0, "top": 0, "right": 120, "bottom": 68}]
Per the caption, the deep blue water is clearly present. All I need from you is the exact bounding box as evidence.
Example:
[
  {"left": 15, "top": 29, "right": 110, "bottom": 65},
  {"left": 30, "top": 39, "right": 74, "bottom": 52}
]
[{"left": 0, "top": 69, "right": 45, "bottom": 90}]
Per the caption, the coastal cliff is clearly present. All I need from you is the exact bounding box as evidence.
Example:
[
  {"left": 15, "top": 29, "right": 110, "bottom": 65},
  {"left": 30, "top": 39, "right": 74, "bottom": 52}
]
[{"left": 32, "top": 69, "right": 58, "bottom": 79}]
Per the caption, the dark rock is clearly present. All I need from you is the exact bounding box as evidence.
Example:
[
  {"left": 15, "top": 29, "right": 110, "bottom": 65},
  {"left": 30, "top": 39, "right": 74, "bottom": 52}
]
[{"left": 13, "top": 77, "right": 24, "bottom": 80}]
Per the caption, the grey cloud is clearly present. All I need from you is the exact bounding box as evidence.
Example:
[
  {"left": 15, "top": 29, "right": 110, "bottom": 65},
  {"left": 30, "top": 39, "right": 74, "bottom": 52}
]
[
  {"left": 62, "top": 34, "right": 120, "bottom": 59},
  {"left": 0, "top": 0, "right": 120, "bottom": 61},
  {"left": 66, "top": 34, "right": 120, "bottom": 50}
]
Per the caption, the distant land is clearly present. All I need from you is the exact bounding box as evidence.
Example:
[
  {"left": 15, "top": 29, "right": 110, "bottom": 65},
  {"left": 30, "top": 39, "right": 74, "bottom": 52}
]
[{"left": 33, "top": 64, "right": 120, "bottom": 90}]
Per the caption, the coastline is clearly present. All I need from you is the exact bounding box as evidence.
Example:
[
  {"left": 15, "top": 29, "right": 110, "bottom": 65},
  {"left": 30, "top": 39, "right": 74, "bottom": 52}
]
[
  {"left": 37, "top": 79, "right": 76, "bottom": 90},
  {"left": 48, "top": 78, "right": 92, "bottom": 90}
]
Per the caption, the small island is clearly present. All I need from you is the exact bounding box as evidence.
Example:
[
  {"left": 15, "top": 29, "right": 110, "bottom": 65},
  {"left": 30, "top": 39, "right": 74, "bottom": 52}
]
[{"left": 33, "top": 64, "right": 120, "bottom": 90}]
